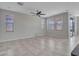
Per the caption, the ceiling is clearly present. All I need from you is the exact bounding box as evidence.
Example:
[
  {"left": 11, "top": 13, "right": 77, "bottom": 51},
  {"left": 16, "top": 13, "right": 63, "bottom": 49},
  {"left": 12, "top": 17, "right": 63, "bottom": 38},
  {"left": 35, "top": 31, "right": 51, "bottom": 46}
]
[{"left": 0, "top": 2, "right": 79, "bottom": 17}]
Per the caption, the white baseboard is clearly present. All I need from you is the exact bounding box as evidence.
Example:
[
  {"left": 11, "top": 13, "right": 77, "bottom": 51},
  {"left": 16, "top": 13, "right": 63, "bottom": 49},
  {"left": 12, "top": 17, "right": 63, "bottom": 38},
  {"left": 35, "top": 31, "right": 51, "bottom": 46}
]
[
  {"left": 0, "top": 34, "right": 45, "bottom": 43},
  {"left": 0, "top": 35, "right": 35, "bottom": 43}
]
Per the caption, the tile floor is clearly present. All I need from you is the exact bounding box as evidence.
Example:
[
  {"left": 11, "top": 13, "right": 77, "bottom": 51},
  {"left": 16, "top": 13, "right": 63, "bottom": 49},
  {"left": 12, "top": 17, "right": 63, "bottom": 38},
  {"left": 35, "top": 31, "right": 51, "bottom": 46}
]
[{"left": 0, "top": 35, "right": 79, "bottom": 56}]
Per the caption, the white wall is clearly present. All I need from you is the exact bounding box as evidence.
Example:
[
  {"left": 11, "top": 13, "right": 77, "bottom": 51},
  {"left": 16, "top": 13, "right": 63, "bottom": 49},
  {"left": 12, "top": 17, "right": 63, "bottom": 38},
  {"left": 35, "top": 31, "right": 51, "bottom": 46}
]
[
  {"left": 77, "top": 16, "right": 79, "bottom": 36},
  {"left": 0, "top": 9, "right": 46, "bottom": 42},
  {"left": 0, "top": 9, "right": 2, "bottom": 39}
]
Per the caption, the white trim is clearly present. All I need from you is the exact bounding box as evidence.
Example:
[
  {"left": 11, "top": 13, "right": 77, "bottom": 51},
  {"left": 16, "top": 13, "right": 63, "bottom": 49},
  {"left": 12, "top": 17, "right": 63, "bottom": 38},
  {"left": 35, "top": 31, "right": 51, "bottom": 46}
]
[
  {"left": 75, "top": 16, "right": 77, "bottom": 37},
  {"left": 68, "top": 12, "right": 70, "bottom": 39},
  {"left": 0, "top": 36, "right": 34, "bottom": 43},
  {"left": 0, "top": 33, "right": 45, "bottom": 43}
]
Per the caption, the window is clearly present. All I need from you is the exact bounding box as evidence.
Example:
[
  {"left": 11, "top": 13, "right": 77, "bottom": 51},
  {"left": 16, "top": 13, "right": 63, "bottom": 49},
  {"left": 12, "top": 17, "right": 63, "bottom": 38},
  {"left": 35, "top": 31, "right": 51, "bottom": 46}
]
[{"left": 6, "top": 15, "right": 14, "bottom": 32}]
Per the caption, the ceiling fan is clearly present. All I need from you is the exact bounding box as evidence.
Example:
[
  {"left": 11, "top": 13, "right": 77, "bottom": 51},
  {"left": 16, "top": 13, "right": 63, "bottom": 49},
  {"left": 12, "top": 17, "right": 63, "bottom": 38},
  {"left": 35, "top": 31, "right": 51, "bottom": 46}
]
[
  {"left": 17, "top": 2, "right": 46, "bottom": 17},
  {"left": 30, "top": 10, "right": 46, "bottom": 17}
]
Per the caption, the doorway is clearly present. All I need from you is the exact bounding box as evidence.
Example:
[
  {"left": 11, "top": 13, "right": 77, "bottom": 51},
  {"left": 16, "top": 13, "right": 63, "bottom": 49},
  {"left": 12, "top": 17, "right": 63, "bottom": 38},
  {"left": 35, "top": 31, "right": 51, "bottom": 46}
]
[{"left": 68, "top": 14, "right": 77, "bottom": 39}]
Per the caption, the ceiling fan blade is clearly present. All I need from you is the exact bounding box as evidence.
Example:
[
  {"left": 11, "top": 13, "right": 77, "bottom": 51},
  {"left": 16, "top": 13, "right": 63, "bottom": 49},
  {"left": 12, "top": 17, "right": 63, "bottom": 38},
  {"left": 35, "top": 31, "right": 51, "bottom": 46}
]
[
  {"left": 17, "top": 2, "right": 24, "bottom": 6},
  {"left": 40, "top": 14, "right": 46, "bottom": 15}
]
